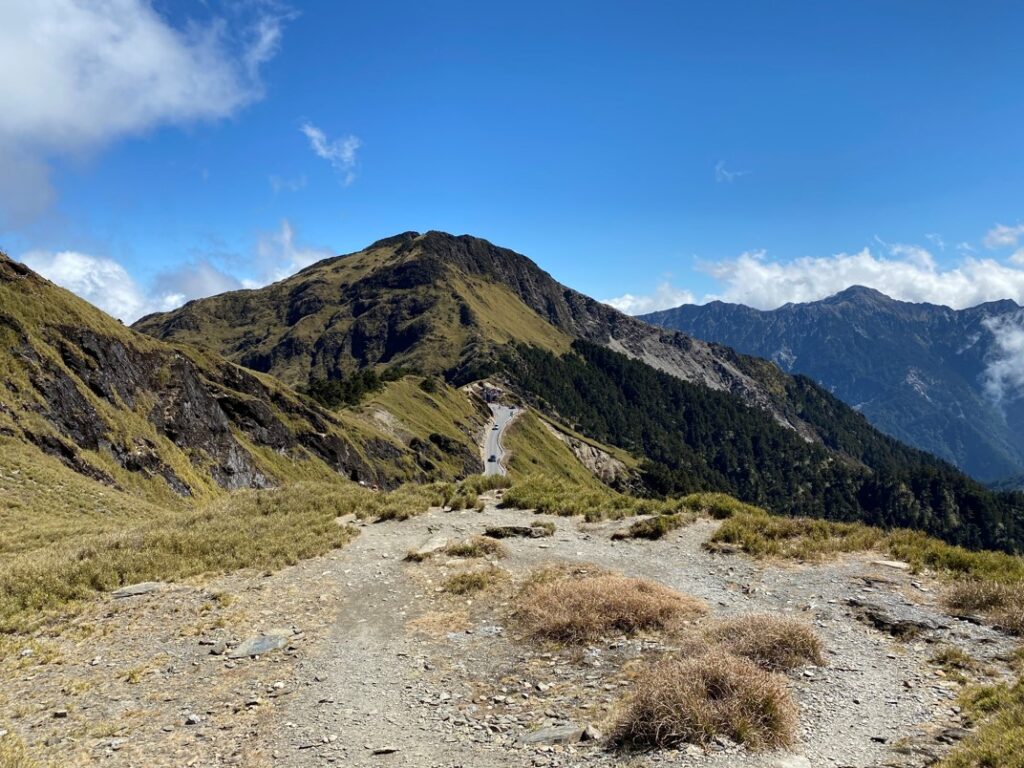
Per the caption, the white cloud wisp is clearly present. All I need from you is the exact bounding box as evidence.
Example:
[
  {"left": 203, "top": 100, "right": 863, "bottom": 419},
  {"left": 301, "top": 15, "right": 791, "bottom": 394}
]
[{"left": 301, "top": 123, "right": 361, "bottom": 185}]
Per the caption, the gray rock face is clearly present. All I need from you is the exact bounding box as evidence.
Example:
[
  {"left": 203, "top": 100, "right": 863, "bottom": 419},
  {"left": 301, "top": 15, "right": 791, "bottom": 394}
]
[
  {"left": 484, "top": 525, "right": 552, "bottom": 539},
  {"left": 848, "top": 597, "right": 949, "bottom": 638}
]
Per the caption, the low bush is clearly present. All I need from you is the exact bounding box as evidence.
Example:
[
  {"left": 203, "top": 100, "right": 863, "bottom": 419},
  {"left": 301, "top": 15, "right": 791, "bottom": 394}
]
[
  {"left": 513, "top": 566, "right": 705, "bottom": 644},
  {"left": 704, "top": 614, "right": 825, "bottom": 671},
  {"left": 610, "top": 651, "right": 797, "bottom": 750},
  {"left": 613, "top": 514, "right": 687, "bottom": 541},
  {"left": 445, "top": 536, "right": 509, "bottom": 559}
]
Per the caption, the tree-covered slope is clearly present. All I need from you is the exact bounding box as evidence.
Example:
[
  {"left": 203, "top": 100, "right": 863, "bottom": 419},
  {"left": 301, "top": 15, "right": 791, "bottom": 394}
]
[
  {"left": 502, "top": 340, "right": 1024, "bottom": 553},
  {"left": 641, "top": 287, "right": 1024, "bottom": 484}
]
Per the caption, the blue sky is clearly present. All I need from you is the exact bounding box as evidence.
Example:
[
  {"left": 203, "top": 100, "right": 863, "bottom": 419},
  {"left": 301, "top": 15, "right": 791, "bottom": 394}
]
[{"left": 3, "top": 1, "right": 1024, "bottom": 320}]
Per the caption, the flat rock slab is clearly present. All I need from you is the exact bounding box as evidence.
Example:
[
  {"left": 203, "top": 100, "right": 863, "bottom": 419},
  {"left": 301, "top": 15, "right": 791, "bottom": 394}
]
[
  {"left": 228, "top": 629, "right": 293, "bottom": 658},
  {"left": 484, "top": 525, "right": 552, "bottom": 539},
  {"left": 112, "top": 582, "right": 165, "bottom": 599},
  {"left": 518, "top": 724, "right": 585, "bottom": 745},
  {"left": 848, "top": 597, "right": 949, "bottom": 638}
]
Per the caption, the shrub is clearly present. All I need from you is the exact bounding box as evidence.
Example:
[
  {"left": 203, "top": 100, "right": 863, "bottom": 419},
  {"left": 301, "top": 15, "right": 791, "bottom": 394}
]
[
  {"left": 610, "top": 652, "right": 797, "bottom": 750},
  {"left": 513, "top": 566, "right": 705, "bottom": 644},
  {"left": 704, "top": 614, "right": 825, "bottom": 671}
]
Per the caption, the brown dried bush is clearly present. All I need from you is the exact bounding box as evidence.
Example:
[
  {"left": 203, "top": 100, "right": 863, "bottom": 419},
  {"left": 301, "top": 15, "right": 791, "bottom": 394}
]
[
  {"left": 514, "top": 566, "right": 706, "bottom": 644},
  {"left": 704, "top": 614, "right": 825, "bottom": 671},
  {"left": 610, "top": 651, "right": 797, "bottom": 750}
]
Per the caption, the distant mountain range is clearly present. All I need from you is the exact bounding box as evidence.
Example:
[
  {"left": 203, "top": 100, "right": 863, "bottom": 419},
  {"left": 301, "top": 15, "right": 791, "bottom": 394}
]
[{"left": 641, "top": 286, "right": 1024, "bottom": 486}]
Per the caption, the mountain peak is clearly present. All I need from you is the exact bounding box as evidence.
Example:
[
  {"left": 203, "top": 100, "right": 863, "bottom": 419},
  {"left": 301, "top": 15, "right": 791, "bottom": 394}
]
[{"left": 821, "top": 285, "right": 893, "bottom": 305}]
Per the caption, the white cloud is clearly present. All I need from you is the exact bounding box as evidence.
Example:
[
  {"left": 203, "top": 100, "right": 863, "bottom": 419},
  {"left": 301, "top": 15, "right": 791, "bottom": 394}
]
[
  {"left": 604, "top": 282, "right": 696, "bottom": 315},
  {"left": 0, "top": 0, "right": 286, "bottom": 224},
  {"left": 1011, "top": 248, "right": 1024, "bottom": 266},
  {"left": 19, "top": 220, "right": 331, "bottom": 322},
  {"left": 21, "top": 250, "right": 151, "bottom": 321},
  {"left": 714, "top": 161, "right": 749, "bottom": 183},
  {"left": 301, "top": 123, "right": 361, "bottom": 184},
  {"left": 254, "top": 219, "right": 334, "bottom": 283},
  {"left": 983, "top": 223, "right": 1024, "bottom": 250},
  {"left": 983, "top": 312, "right": 1024, "bottom": 404},
  {"left": 702, "top": 245, "right": 1024, "bottom": 310}
]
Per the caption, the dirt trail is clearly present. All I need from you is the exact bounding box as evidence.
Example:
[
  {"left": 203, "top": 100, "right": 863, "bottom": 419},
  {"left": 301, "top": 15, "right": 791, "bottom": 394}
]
[
  {"left": 263, "top": 500, "right": 1016, "bottom": 768},
  {"left": 3, "top": 498, "right": 1017, "bottom": 768}
]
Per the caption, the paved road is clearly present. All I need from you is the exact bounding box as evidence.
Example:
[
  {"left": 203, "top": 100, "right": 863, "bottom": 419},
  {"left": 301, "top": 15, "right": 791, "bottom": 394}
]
[{"left": 483, "top": 404, "right": 517, "bottom": 476}]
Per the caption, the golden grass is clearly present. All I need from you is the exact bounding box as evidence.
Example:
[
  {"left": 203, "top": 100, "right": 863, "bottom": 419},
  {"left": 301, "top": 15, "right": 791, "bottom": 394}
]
[
  {"left": 939, "top": 677, "right": 1024, "bottom": 768},
  {"left": 944, "top": 580, "right": 1024, "bottom": 636},
  {"left": 703, "top": 614, "right": 825, "bottom": 672},
  {"left": 513, "top": 566, "right": 706, "bottom": 644},
  {"left": 610, "top": 652, "right": 797, "bottom": 751},
  {"left": 0, "top": 481, "right": 369, "bottom": 633},
  {"left": 0, "top": 732, "right": 43, "bottom": 768}
]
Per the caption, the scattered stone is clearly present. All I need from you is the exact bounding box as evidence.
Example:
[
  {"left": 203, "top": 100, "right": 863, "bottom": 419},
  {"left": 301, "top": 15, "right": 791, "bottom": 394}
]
[{"left": 367, "top": 745, "right": 401, "bottom": 755}]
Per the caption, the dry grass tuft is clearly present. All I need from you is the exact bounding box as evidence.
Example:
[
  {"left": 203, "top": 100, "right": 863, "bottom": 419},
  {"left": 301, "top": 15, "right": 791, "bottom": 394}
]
[
  {"left": 610, "top": 651, "right": 797, "bottom": 750},
  {"left": 704, "top": 614, "right": 825, "bottom": 672},
  {"left": 944, "top": 580, "right": 1024, "bottom": 636},
  {"left": 445, "top": 536, "right": 509, "bottom": 560},
  {"left": 407, "top": 610, "right": 471, "bottom": 637},
  {"left": 612, "top": 514, "right": 688, "bottom": 541},
  {"left": 514, "top": 566, "right": 706, "bottom": 644},
  {"left": 444, "top": 568, "right": 504, "bottom": 595}
]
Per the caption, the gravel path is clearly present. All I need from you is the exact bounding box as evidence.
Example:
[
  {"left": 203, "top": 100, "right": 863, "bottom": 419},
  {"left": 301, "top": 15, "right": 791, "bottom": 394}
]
[{"left": 266, "top": 498, "right": 1017, "bottom": 768}]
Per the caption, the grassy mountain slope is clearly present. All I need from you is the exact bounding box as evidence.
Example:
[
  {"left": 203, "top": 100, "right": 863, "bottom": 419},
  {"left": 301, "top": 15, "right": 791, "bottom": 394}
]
[{"left": 0, "top": 252, "right": 435, "bottom": 498}]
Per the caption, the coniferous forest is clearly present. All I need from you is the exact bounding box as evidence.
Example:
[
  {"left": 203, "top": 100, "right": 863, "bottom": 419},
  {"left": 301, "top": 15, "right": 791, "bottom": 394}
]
[{"left": 502, "top": 340, "right": 1024, "bottom": 553}]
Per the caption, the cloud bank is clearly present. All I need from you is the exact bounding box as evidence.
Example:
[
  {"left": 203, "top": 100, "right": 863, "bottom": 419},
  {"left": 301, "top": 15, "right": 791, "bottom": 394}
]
[
  {"left": 983, "top": 312, "right": 1024, "bottom": 405},
  {"left": 606, "top": 240, "right": 1024, "bottom": 315},
  {"left": 21, "top": 220, "right": 331, "bottom": 323},
  {"left": 0, "top": 0, "right": 286, "bottom": 225},
  {"left": 604, "top": 282, "right": 696, "bottom": 314}
]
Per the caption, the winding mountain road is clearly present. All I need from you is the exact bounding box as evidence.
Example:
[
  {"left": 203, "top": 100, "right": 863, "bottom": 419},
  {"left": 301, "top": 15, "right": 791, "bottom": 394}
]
[{"left": 483, "top": 404, "right": 517, "bottom": 476}]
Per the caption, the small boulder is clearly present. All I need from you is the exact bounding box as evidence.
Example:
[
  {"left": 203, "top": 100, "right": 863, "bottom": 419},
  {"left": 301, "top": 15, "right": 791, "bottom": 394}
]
[{"left": 228, "top": 628, "right": 293, "bottom": 659}]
